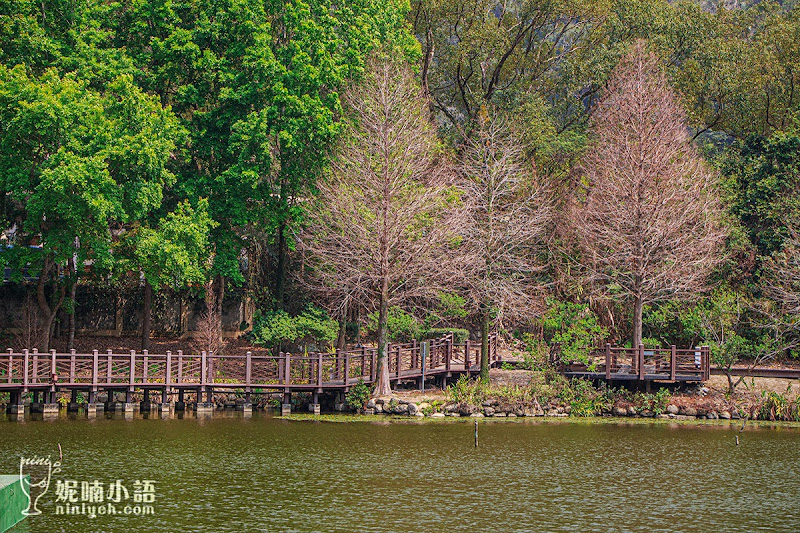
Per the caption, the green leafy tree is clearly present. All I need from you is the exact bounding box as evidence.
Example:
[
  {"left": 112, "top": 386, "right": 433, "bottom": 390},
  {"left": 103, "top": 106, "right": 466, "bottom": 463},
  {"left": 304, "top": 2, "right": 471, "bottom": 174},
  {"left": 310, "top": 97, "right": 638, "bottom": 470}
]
[
  {"left": 0, "top": 65, "right": 181, "bottom": 350},
  {"left": 123, "top": 200, "right": 216, "bottom": 351}
]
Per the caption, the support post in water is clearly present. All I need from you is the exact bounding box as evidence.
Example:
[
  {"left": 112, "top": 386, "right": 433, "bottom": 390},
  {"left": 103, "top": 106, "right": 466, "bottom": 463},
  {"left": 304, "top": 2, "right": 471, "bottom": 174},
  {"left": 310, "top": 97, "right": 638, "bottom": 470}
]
[{"left": 474, "top": 420, "right": 478, "bottom": 448}]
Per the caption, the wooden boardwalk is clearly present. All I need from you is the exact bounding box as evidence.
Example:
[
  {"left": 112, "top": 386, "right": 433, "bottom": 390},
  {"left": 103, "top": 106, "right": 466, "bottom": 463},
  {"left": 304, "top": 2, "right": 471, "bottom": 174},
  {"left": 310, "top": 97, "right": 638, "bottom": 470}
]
[
  {"left": 556, "top": 344, "right": 710, "bottom": 383},
  {"left": 0, "top": 334, "right": 497, "bottom": 407}
]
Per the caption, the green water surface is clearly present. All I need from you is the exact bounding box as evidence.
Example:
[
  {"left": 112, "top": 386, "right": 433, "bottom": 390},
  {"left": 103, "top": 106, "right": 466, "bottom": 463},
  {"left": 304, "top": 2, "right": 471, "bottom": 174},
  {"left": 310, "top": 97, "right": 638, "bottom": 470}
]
[{"left": 0, "top": 412, "right": 798, "bottom": 532}]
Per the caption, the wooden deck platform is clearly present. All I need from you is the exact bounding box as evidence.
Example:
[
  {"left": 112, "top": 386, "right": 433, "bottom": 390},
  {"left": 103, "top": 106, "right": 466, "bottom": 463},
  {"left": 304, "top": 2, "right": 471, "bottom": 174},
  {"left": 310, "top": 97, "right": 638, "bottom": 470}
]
[{"left": 556, "top": 344, "right": 710, "bottom": 383}]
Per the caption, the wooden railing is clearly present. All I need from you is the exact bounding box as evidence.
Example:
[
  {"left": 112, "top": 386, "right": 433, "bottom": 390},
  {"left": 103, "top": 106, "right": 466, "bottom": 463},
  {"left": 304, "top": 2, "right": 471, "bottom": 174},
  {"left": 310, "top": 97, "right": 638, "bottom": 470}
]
[
  {"left": 0, "top": 333, "right": 499, "bottom": 392},
  {"left": 553, "top": 344, "right": 710, "bottom": 382}
]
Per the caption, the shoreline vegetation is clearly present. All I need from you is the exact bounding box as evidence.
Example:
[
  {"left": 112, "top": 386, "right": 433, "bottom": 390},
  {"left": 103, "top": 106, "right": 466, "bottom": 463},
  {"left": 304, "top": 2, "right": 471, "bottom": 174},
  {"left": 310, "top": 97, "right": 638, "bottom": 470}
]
[{"left": 334, "top": 369, "right": 800, "bottom": 424}]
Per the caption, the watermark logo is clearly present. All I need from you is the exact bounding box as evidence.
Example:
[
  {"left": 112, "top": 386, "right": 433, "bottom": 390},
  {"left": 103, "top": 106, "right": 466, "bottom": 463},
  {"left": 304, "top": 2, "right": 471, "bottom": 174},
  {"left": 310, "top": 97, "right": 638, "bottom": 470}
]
[
  {"left": 54, "top": 479, "right": 156, "bottom": 518},
  {"left": 18, "top": 450, "right": 157, "bottom": 518},
  {"left": 19, "top": 454, "right": 62, "bottom": 516}
]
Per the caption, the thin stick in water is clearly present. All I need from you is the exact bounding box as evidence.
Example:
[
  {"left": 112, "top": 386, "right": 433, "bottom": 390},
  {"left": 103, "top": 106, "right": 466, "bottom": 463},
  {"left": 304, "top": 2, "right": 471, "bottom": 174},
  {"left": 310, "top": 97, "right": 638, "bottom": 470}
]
[{"left": 474, "top": 420, "right": 478, "bottom": 448}]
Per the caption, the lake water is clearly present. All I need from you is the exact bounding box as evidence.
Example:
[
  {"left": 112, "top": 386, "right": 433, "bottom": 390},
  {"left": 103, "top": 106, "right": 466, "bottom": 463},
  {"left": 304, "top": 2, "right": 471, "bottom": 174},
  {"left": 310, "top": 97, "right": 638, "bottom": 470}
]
[{"left": 1, "top": 412, "right": 798, "bottom": 532}]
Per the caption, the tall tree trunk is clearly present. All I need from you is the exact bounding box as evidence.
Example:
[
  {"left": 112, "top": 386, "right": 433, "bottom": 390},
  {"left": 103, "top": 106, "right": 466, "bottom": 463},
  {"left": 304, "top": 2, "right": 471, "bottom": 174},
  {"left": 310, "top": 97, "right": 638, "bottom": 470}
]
[
  {"left": 67, "top": 257, "right": 77, "bottom": 351},
  {"left": 336, "top": 317, "right": 346, "bottom": 351},
  {"left": 480, "top": 304, "right": 490, "bottom": 382},
  {"left": 374, "top": 277, "right": 391, "bottom": 396},
  {"left": 632, "top": 294, "right": 643, "bottom": 349},
  {"left": 141, "top": 279, "right": 153, "bottom": 351},
  {"left": 274, "top": 221, "right": 287, "bottom": 310},
  {"left": 36, "top": 256, "right": 65, "bottom": 352},
  {"left": 214, "top": 274, "right": 225, "bottom": 353}
]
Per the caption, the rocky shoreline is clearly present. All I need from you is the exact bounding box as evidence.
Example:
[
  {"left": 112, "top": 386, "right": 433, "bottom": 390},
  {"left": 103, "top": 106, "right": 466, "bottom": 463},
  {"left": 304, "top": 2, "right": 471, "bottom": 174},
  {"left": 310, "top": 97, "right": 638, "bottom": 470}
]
[{"left": 361, "top": 396, "right": 741, "bottom": 420}]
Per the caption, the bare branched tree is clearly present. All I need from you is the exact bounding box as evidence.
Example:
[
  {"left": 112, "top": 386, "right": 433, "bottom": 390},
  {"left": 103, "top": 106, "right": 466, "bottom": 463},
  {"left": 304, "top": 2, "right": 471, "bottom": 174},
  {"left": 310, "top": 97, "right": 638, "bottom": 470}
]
[
  {"left": 299, "top": 54, "right": 454, "bottom": 396},
  {"left": 575, "top": 40, "right": 727, "bottom": 348},
  {"left": 457, "top": 111, "right": 551, "bottom": 380},
  {"left": 759, "top": 228, "right": 800, "bottom": 365},
  {"left": 193, "top": 281, "right": 224, "bottom": 356},
  {"left": 14, "top": 292, "right": 44, "bottom": 350}
]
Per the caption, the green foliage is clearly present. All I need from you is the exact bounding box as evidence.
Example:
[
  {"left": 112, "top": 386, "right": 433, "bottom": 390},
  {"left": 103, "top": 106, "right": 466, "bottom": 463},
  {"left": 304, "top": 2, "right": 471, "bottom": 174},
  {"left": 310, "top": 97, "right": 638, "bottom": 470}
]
[
  {"left": 541, "top": 299, "right": 608, "bottom": 365},
  {"left": 558, "top": 379, "right": 611, "bottom": 417},
  {"left": 634, "top": 389, "right": 671, "bottom": 416},
  {"left": 0, "top": 64, "right": 181, "bottom": 273},
  {"left": 251, "top": 310, "right": 298, "bottom": 349},
  {"left": 251, "top": 305, "right": 338, "bottom": 351},
  {"left": 292, "top": 306, "right": 339, "bottom": 350},
  {"left": 423, "top": 292, "right": 467, "bottom": 327},
  {"left": 723, "top": 134, "right": 800, "bottom": 257},
  {"left": 446, "top": 374, "right": 489, "bottom": 406},
  {"left": 127, "top": 199, "right": 216, "bottom": 290},
  {"left": 520, "top": 334, "right": 551, "bottom": 371},
  {"left": 423, "top": 328, "right": 469, "bottom": 344},
  {"left": 421, "top": 399, "right": 444, "bottom": 416},
  {"left": 345, "top": 379, "right": 373, "bottom": 412},
  {"left": 366, "top": 307, "right": 421, "bottom": 343},
  {"left": 758, "top": 387, "right": 800, "bottom": 421}
]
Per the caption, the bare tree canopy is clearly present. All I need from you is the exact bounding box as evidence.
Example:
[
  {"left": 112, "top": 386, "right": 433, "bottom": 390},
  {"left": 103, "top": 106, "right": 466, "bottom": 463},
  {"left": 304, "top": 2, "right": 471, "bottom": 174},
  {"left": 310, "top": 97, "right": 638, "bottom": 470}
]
[
  {"left": 457, "top": 110, "right": 551, "bottom": 379},
  {"left": 762, "top": 228, "right": 800, "bottom": 343},
  {"left": 299, "top": 54, "right": 454, "bottom": 395},
  {"left": 575, "top": 40, "right": 727, "bottom": 348}
]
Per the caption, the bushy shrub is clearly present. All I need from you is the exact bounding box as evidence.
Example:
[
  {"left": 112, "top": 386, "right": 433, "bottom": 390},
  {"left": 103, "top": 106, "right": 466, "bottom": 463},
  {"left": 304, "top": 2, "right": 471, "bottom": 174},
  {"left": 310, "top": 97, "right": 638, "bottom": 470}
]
[
  {"left": 366, "top": 306, "right": 421, "bottom": 343},
  {"left": 634, "top": 388, "right": 671, "bottom": 415},
  {"left": 541, "top": 299, "right": 607, "bottom": 365},
  {"left": 446, "top": 374, "right": 489, "bottom": 405},
  {"left": 558, "top": 378, "right": 610, "bottom": 416},
  {"left": 520, "top": 334, "right": 550, "bottom": 370},
  {"left": 251, "top": 309, "right": 296, "bottom": 349},
  {"left": 251, "top": 306, "right": 338, "bottom": 351},
  {"left": 345, "top": 379, "right": 373, "bottom": 412}
]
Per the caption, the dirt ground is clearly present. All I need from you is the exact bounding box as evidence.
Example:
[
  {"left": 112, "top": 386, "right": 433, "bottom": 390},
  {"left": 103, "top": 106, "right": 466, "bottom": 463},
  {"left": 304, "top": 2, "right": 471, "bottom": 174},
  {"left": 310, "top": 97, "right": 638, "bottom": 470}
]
[{"left": 706, "top": 374, "right": 800, "bottom": 398}]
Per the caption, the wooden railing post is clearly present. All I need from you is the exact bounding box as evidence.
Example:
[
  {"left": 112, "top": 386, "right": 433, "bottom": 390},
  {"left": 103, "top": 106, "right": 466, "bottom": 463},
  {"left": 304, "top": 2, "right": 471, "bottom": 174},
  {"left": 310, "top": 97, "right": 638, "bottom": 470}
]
[
  {"left": 177, "top": 350, "right": 183, "bottom": 385},
  {"left": 670, "top": 345, "right": 676, "bottom": 381},
  {"left": 201, "top": 351, "right": 207, "bottom": 389},
  {"left": 92, "top": 350, "right": 98, "bottom": 390},
  {"left": 344, "top": 350, "right": 351, "bottom": 386},
  {"left": 317, "top": 353, "right": 323, "bottom": 388},
  {"left": 465, "top": 339, "right": 471, "bottom": 370},
  {"left": 395, "top": 345, "right": 401, "bottom": 378},
  {"left": 70, "top": 350, "right": 76, "bottom": 384},
  {"left": 370, "top": 349, "right": 377, "bottom": 383},
  {"left": 50, "top": 350, "right": 56, "bottom": 390},
  {"left": 447, "top": 334, "right": 453, "bottom": 370},
  {"left": 129, "top": 350, "right": 136, "bottom": 388},
  {"left": 412, "top": 340, "right": 418, "bottom": 370},
  {"left": 107, "top": 349, "right": 113, "bottom": 384},
  {"left": 638, "top": 344, "right": 645, "bottom": 380},
  {"left": 605, "top": 343, "right": 611, "bottom": 380},
  {"left": 703, "top": 346, "right": 710, "bottom": 380},
  {"left": 283, "top": 352, "right": 291, "bottom": 391},
  {"left": 143, "top": 349, "right": 149, "bottom": 384},
  {"left": 30, "top": 350, "right": 37, "bottom": 384},
  {"left": 22, "top": 350, "right": 29, "bottom": 390},
  {"left": 245, "top": 351, "right": 252, "bottom": 387},
  {"left": 166, "top": 351, "right": 172, "bottom": 391},
  {"left": 361, "top": 346, "right": 366, "bottom": 378}
]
